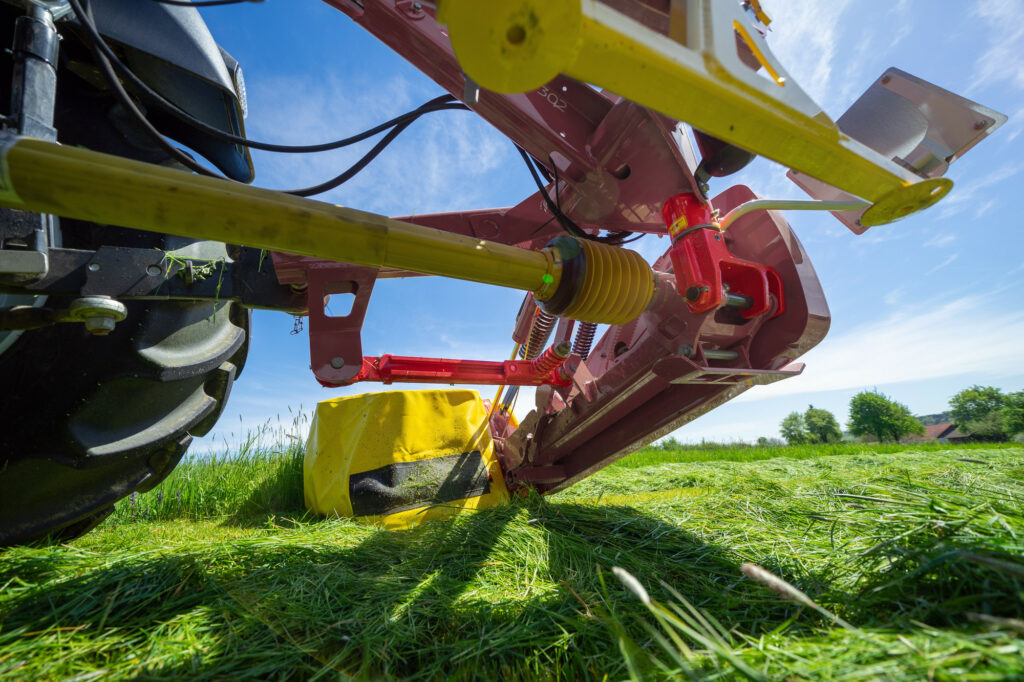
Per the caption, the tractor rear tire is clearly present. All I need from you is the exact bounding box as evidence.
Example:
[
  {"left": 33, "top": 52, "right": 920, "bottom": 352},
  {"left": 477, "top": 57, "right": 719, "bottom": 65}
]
[
  {"left": 0, "top": 266, "right": 250, "bottom": 545},
  {"left": 0, "top": 20, "right": 251, "bottom": 545}
]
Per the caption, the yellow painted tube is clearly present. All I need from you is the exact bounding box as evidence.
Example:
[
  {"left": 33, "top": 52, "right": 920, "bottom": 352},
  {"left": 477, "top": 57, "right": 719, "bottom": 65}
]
[{"left": 0, "top": 136, "right": 560, "bottom": 297}]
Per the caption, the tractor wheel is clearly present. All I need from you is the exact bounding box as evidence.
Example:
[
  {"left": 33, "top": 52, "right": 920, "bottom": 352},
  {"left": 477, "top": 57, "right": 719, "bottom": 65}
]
[
  {"left": 0, "top": 244, "right": 250, "bottom": 545},
  {"left": 0, "top": 43, "right": 251, "bottom": 544}
]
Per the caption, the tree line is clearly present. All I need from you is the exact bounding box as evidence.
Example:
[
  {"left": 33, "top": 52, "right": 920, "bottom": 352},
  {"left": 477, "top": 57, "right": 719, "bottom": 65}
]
[{"left": 779, "top": 385, "right": 1024, "bottom": 445}]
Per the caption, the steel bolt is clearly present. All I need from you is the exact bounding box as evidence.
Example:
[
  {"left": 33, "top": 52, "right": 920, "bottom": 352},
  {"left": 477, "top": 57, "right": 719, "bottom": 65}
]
[
  {"left": 330, "top": 356, "right": 345, "bottom": 369},
  {"left": 68, "top": 295, "right": 127, "bottom": 336},
  {"left": 84, "top": 316, "right": 116, "bottom": 335}
]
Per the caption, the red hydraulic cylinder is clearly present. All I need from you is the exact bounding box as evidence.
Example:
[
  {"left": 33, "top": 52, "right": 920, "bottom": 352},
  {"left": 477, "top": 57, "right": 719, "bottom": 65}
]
[{"left": 662, "top": 193, "right": 785, "bottom": 319}]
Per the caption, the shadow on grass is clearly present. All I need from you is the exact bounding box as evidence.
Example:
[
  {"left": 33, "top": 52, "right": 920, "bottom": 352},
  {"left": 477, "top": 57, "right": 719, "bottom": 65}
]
[
  {"left": 1, "top": 500, "right": 755, "bottom": 679},
  {"left": 3, "top": 495, "right": 1022, "bottom": 680}
]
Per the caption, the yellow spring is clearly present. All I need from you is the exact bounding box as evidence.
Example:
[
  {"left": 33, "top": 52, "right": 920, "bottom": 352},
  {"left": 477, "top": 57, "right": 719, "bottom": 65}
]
[{"left": 561, "top": 239, "right": 655, "bottom": 325}]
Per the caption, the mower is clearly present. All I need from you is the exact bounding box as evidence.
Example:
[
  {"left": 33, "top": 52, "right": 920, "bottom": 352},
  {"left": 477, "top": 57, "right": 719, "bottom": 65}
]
[{"left": 0, "top": 0, "right": 1005, "bottom": 542}]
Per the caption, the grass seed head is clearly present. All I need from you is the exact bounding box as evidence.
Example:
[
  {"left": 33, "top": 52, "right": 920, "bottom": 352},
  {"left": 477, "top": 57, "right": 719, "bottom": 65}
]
[
  {"left": 740, "top": 563, "right": 814, "bottom": 609},
  {"left": 612, "top": 566, "right": 651, "bottom": 605}
]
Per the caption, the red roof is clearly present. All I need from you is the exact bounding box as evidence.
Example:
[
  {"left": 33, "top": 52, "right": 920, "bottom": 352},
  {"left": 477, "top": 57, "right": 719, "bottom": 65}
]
[{"left": 903, "top": 423, "right": 967, "bottom": 442}]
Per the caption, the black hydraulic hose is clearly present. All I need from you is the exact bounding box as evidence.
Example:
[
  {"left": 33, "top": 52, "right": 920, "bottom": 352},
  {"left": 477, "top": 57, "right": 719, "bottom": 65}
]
[
  {"left": 148, "top": 0, "right": 260, "bottom": 7},
  {"left": 71, "top": 0, "right": 220, "bottom": 178},
  {"left": 70, "top": 0, "right": 468, "bottom": 153},
  {"left": 516, "top": 145, "right": 642, "bottom": 246},
  {"left": 68, "top": 0, "right": 470, "bottom": 196}
]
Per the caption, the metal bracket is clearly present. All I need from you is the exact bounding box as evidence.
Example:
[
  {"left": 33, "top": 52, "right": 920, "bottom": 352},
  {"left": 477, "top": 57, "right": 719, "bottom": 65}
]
[
  {"left": 0, "top": 246, "right": 304, "bottom": 311},
  {"left": 273, "top": 255, "right": 379, "bottom": 387}
]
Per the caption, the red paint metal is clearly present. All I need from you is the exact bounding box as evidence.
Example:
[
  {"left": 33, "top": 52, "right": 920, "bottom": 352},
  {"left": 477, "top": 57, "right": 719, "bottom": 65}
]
[
  {"left": 272, "top": 252, "right": 378, "bottom": 387},
  {"left": 278, "top": 2, "right": 837, "bottom": 494},
  {"left": 507, "top": 186, "right": 829, "bottom": 491},
  {"left": 662, "top": 192, "right": 785, "bottom": 320},
  {"left": 347, "top": 342, "right": 572, "bottom": 387}
]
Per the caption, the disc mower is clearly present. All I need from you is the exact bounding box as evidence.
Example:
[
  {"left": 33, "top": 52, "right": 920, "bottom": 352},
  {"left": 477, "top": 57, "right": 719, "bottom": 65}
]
[{"left": 0, "top": 0, "right": 1005, "bottom": 542}]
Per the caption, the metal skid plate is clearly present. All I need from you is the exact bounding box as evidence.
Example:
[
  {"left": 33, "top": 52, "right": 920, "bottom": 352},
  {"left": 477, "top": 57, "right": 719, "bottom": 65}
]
[{"left": 788, "top": 68, "right": 1007, "bottom": 233}]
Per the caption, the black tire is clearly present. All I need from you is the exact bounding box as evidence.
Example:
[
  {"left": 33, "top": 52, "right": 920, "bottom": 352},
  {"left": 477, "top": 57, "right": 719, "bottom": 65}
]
[
  {"left": 0, "top": 19, "right": 250, "bottom": 545},
  {"left": 0, "top": 273, "right": 249, "bottom": 545}
]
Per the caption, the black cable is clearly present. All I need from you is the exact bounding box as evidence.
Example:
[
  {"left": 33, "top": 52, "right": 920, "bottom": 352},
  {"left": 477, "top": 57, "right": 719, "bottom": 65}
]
[
  {"left": 68, "top": 0, "right": 469, "bottom": 196},
  {"left": 280, "top": 102, "right": 467, "bottom": 195},
  {"left": 71, "top": 0, "right": 220, "bottom": 177},
  {"left": 516, "top": 146, "right": 643, "bottom": 245},
  {"left": 149, "top": 0, "right": 258, "bottom": 7},
  {"left": 550, "top": 159, "right": 642, "bottom": 245},
  {"left": 70, "top": 0, "right": 468, "bottom": 153},
  {"left": 548, "top": 158, "right": 640, "bottom": 244}
]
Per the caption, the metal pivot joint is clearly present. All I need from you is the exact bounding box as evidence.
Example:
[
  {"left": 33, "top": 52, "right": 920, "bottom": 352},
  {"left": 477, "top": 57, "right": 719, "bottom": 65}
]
[
  {"left": 67, "top": 295, "right": 127, "bottom": 335},
  {"left": 9, "top": 5, "right": 59, "bottom": 141},
  {"left": 662, "top": 193, "right": 784, "bottom": 320}
]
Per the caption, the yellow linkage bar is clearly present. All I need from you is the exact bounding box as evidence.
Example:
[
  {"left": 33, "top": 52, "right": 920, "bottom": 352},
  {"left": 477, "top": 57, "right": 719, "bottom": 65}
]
[
  {"left": 0, "top": 135, "right": 559, "bottom": 295},
  {"left": 440, "top": 0, "right": 951, "bottom": 225}
]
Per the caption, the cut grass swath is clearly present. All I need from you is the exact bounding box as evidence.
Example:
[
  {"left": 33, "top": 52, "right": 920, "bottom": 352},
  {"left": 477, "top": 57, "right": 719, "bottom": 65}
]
[{"left": 1, "top": 443, "right": 1021, "bottom": 679}]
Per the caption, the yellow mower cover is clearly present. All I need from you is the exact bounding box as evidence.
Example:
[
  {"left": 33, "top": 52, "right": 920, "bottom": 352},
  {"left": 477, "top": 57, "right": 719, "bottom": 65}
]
[{"left": 304, "top": 389, "right": 509, "bottom": 529}]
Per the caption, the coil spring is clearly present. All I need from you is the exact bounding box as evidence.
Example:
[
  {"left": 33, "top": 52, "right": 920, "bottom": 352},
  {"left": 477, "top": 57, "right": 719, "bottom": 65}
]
[
  {"left": 572, "top": 321, "right": 597, "bottom": 360},
  {"left": 525, "top": 308, "right": 557, "bottom": 360},
  {"left": 532, "top": 341, "right": 571, "bottom": 375}
]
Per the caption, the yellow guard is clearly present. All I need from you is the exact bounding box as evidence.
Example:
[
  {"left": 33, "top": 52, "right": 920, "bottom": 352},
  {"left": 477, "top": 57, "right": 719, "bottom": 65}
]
[{"left": 304, "top": 389, "right": 509, "bottom": 529}]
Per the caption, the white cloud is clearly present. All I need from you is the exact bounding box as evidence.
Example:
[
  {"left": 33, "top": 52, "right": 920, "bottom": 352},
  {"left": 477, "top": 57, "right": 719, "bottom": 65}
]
[
  {"left": 967, "top": 0, "right": 1024, "bottom": 96},
  {"left": 882, "top": 286, "right": 905, "bottom": 306},
  {"left": 763, "top": 0, "right": 856, "bottom": 113},
  {"left": 936, "top": 160, "right": 1023, "bottom": 220},
  {"left": 737, "top": 293, "right": 1024, "bottom": 401},
  {"left": 923, "top": 233, "right": 955, "bottom": 249},
  {"left": 924, "top": 253, "right": 958, "bottom": 275}
]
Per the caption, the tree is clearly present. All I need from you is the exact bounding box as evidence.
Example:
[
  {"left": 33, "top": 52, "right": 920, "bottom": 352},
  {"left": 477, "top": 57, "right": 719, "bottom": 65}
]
[
  {"left": 1002, "top": 391, "right": 1024, "bottom": 439},
  {"left": 847, "top": 391, "right": 924, "bottom": 442},
  {"left": 780, "top": 412, "right": 808, "bottom": 445},
  {"left": 804, "top": 405, "right": 843, "bottom": 444},
  {"left": 950, "top": 385, "right": 1006, "bottom": 437}
]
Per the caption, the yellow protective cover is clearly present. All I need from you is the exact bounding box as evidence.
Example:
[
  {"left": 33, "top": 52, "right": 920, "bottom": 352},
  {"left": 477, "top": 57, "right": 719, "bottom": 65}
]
[{"left": 303, "top": 389, "right": 509, "bottom": 529}]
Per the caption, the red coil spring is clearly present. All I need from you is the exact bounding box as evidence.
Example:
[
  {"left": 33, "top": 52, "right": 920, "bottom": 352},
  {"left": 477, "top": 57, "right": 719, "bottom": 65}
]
[
  {"left": 572, "top": 321, "right": 597, "bottom": 360},
  {"left": 532, "top": 341, "right": 571, "bottom": 375},
  {"left": 525, "top": 308, "right": 556, "bottom": 360}
]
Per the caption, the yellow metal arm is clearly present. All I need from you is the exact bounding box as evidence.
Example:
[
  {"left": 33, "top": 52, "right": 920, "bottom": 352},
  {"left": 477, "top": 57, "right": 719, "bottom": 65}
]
[{"left": 440, "top": 0, "right": 951, "bottom": 225}]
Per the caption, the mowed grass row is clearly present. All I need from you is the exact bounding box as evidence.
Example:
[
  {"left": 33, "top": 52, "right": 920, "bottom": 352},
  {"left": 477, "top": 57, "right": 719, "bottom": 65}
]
[
  {"left": 107, "top": 440, "right": 1017, "bottom": 524},
  {"left": 1, "top": 443, "right": 1022, "bottom": 680}
]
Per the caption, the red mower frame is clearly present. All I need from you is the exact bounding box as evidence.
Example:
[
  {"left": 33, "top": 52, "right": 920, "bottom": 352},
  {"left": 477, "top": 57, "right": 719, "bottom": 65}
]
[{"left": 264, "top": 0, "right": 829, "bottom": 493}]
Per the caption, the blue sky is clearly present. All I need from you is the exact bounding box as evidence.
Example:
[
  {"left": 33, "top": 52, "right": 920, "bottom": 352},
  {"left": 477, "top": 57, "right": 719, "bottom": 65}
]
[{"left": 193, "top": 0, "right": 1024, "bottom": 451}]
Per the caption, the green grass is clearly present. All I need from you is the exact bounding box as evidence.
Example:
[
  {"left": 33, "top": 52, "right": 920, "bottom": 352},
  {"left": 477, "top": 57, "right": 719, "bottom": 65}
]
[
  {"left": 2, "top": 443, "right": 1023, "bottom": 680},
  {"left": 614, "top": 440, "right": 1018, "bottom": 468}
]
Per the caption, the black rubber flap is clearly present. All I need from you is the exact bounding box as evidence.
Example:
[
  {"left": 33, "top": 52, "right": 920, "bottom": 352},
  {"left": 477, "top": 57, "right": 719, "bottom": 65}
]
[{"left": 349, "top": 451, "right": 491, "bottom": 517}]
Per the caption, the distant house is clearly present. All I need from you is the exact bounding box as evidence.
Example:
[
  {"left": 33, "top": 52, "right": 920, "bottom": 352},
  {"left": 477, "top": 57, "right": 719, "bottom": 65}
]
[{"left": 902, "top": 422, "right": 969, "bottom": 444}]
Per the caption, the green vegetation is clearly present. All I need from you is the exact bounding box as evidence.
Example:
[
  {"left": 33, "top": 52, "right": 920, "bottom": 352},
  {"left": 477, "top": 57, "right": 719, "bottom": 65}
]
[
  {"left": 2, "top": 442, "right": 1023, "bottom": 680},
  {"left": 848, "top": 390, "right": 925, "bottom": 442},
  {"left": 950, "top": 385, "right": 1024, "bottom": 441},
  {"left": 779, "top": 405, "right": 842, "bottom": 445}
]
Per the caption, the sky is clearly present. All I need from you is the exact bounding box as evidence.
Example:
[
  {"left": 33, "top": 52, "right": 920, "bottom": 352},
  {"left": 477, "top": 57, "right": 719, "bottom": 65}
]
[{"left": 191, "top": 0, "right": 1024, "bottom": 451}]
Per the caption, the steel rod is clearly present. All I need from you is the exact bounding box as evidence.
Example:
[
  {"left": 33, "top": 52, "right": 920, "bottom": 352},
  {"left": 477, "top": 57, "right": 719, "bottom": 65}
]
[{"left": 719, "top": 199, "right": 869, "bottom": 230}]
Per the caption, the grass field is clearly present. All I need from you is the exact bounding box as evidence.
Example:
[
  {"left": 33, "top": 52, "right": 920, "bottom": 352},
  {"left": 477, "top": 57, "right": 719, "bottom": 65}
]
[{"left": 2, "top": 441, "right": 1022, "bottom": 680}]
